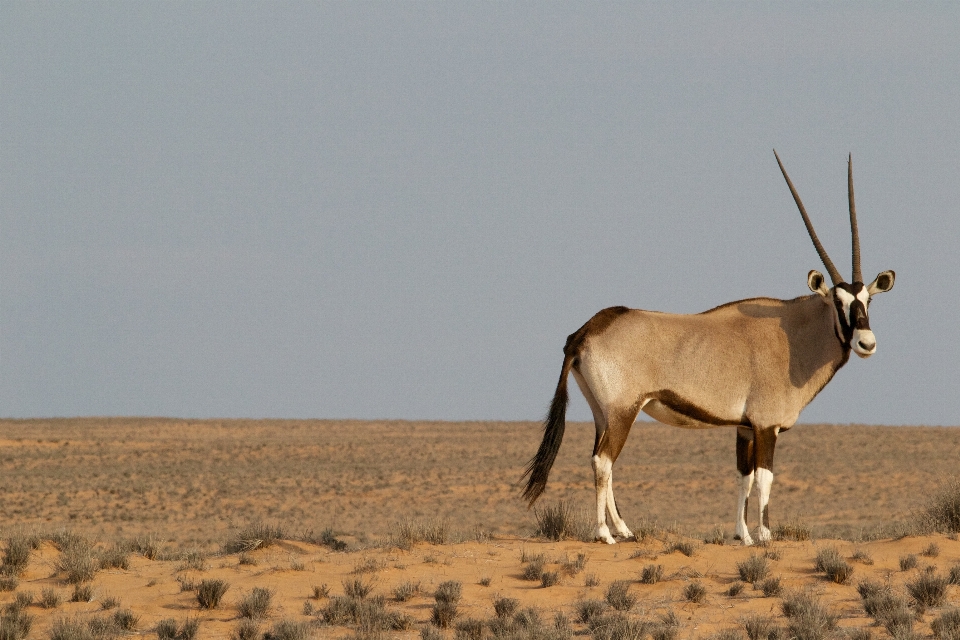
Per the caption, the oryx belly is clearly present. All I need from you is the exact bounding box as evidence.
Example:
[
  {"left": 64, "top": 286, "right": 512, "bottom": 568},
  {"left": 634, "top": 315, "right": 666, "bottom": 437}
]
[{"left": 642, "top": 399, "right": 734, "bottom": 429}]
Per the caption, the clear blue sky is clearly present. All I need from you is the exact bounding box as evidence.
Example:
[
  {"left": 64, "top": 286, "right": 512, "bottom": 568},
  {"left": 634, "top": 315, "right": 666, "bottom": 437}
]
[{"left": 2, "top": 3, "right": 958, "bottom": 425}]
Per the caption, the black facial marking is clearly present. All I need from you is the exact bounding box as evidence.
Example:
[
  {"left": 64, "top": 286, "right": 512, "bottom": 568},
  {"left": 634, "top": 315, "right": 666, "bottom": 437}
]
[{"left": 833, "top": 282, "right": 870, "bottom": 346}]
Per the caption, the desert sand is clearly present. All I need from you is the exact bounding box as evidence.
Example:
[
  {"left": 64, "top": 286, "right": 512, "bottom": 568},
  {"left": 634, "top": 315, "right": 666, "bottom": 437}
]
[{"left": 1, "top": 418, "right": 958, "bottom": 639}]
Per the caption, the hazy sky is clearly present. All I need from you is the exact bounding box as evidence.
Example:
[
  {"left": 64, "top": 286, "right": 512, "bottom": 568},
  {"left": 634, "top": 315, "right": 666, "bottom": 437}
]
[{"left": 2, "top": 4, "right": 958, "bottom": 425}]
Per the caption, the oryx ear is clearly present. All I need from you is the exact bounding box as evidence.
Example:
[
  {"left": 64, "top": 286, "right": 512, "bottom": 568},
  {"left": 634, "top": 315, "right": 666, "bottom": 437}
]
[
  {"left": 808, "top": 270, "right": 830, "bottom": 297},
  {"left": 867, "top": 270, "right": 895, "bottom": 294}
]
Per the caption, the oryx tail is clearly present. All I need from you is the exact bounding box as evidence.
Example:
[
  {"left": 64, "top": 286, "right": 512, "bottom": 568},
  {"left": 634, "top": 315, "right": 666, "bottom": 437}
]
[{"left": 521, "top": 350, "right": 574, "bottom": 505}]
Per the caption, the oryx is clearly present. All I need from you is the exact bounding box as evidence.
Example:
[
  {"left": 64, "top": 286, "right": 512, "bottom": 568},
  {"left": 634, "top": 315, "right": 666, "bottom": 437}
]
[{"left": 521, "top": 151, "right": 895, "bottom": 545}]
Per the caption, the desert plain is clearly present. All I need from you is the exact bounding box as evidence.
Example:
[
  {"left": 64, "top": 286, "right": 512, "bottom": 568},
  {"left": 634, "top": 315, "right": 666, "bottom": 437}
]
[{"left": 0, "top": 418, "right": 959, "bottom": 640}]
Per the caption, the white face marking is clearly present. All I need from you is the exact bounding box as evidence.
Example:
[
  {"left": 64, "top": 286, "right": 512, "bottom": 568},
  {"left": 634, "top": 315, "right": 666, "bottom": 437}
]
[{"left": 835, "top": 287, "right": 855, "bottom": 321}]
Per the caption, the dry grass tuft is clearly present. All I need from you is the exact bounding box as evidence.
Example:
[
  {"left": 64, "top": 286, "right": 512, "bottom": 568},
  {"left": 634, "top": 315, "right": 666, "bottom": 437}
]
[
  {"left": 931, "top": 609, "right": 960, "bottom": 640},
  {"left": 160, "top": 616, "right": 200, "bottom": 640},
  {"left": 814, "top": 547, "right": 854, "bottom": 584},
  {"left": 640, "top": 563, "right": 664, "bottom": 584},
  {"left": 224, "top": 522, "right": 287, "bottom": 554},
  {"left": 780, "top": 590, "right": 838, "bottom": 640},
  {"left": 920, "top": 477, "right": 960, "bottom": 534},
  {"left": 906, "top": 569, "right": 949, "bottom": 607},
  {"left": 773, "top": 516, "right": 811, "bottom": 541},
  {"left": 604, "top": 580, "right": 636, "bottom": 611},
  {"left": 237, "top": 587, "right": 273, "bottom": 620},
  {"left": 737, "top": 555, "right": 769, "bottom": 583},
  {"left": 390, "top": 518, "right": 449, "bottom": 549},
  {"left": 195, "top": 579, "right": 229, "bottom": 610},
  {"left": 534, "top": 501, "right": 592, "bottom": 542},
  {"left": 899, "top": 554, "right": 919, "bottom": 571},
  {"left": 684, "top": 581, "right": 707, "bottom": 603},
  {"left": 53, "top": 533, "right": 98, "bottom": 585}
]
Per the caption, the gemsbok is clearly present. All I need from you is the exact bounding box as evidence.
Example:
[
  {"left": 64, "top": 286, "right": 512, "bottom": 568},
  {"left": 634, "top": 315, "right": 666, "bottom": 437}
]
[{"left": 522, "top": 151, "right": 895, "bottom": 545}]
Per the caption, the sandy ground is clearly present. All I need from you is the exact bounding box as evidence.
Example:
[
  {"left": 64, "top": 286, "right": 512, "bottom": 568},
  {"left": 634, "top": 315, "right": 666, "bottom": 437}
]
[
  {"left": 2, "top": 531, "right": 959, "bottom": 640},
  {"left": 1, "top": 418, "right": 959, "bottom": 639}
]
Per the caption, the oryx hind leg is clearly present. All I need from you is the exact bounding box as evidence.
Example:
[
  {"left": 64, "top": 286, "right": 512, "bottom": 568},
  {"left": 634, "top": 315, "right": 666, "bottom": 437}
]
[
  {"left": 592, "top": 407, "right": 638, "bottom": 544},
  {"left": 754, "top": 427, "right": 778, "bottom": 543}
]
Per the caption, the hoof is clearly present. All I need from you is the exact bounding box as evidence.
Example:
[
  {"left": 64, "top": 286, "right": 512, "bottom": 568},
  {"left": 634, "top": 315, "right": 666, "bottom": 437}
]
[{"left": 596, "top": 535, "right": 617, "bottom": 545}]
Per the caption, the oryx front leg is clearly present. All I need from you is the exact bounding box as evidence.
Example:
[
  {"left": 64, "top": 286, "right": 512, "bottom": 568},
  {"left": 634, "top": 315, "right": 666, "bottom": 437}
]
[
  {"left": 592, "top": 453, "right": 617, "bottom": 544},
  {"left": 753, "top": 427, "right": 779, "bottom": 543},
  {"left": 734, "top": 427, "right": 755, "bottom": 545}
]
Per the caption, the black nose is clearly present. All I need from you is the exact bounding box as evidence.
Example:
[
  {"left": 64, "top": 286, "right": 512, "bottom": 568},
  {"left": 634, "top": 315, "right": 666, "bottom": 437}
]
[{"left": 858, "top": 340, "right": 875, "bottom": 351}]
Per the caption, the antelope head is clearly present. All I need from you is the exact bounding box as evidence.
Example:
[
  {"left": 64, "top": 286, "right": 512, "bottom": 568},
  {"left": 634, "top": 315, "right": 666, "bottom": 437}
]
[{"left": 774, "top": 151, "right": 895, "bottom": 358}]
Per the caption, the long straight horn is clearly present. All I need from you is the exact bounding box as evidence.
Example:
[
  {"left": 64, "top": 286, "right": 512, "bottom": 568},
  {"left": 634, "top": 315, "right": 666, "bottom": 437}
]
[
  {"left": 848, "top": 154, "right": 862, "bottom": 283},
  {"left": 774, "top": 149, "right": 843, "bottom": 286}
]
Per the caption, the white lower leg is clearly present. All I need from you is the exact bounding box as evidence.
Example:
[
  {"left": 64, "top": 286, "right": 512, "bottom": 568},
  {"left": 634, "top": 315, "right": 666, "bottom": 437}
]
[
  {"left": 605, "top": 473, "right": 633, "bottom": 539},
  {"left": 755, "top": 467, "right": 774, "bottom": 542},
  {"left": 735, "top": 471, "right": 755, "bottom": 545},
  {"left": 592, "top": 454, "right": 616, "bottom": 544}
]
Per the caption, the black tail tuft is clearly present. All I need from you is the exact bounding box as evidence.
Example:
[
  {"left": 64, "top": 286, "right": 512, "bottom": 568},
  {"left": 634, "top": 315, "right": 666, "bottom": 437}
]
[{"left": 520, "top": 354, "right": 573, "bottom": 506}]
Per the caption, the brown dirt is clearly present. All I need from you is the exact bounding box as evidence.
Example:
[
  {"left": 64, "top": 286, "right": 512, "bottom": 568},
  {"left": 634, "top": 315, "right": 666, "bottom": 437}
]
[{"left": 1, "top": 418, "right": 959, "bottom": 639}]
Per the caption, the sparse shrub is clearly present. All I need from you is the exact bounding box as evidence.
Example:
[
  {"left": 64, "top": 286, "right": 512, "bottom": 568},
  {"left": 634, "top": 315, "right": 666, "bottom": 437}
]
[
  {"left": 742, "top": 614, "right": 774, "bottom": 640},
  {"left": 99, "top": 545, "right": 130, "bottom": 570},
  {"left": 156, "top": 617, "right": 200, "bottom": 640},
  {"left": 605, "top": 580, "right": 636, "bottom": 611},
  {"left": 920, "top": 477, "right": 960, "bottom": 533},
  {"left": 668, "top": 540, "right": 697, "bottom": 557},
  {"left": 237, "top": 552, "right": 257, "bottom": 566},
  {"left": 931, "top": 609, "right": 960, "bottom": 640},
  {"left": 39, "top": 588, "right": 62, "bottom": 609},
  {"left": 1, "top": 537, "right": 31, "bottom": 577},
  {"left": 177, "top": 576, "right": 198, "bottom": 592},
  {"left": 541, "top": 571, "right": 560, "bottom": 588},
  {"left": 317, "top": 528, "right": 348, "bottom": 552},
  {"left": 15, "top": 591, "right": 34, "bottom": 608},
  {"left": 49, "top": 616, "right": 93, "bottom": 640},
  {"left": 949, "top": 564, "right": 960, "bottom": 586},
  {"left": 640, "top": 563, "right": 663, "bottom": 584},
  {"left": 290, "top": 560, "right": 305, "bottom": 571},
  {"left": 576, "top": 599, "right": 608, "bottom": 624},
  {"left": 86, "top": 615, "right": 114, "bottom": 638},
  {"left": 561, "top": 552, "right": 587, "bottom": 576},
  {"left": 906, "top": 570, "right": 949, "bottom": 607},
  {"left": 923, "top": 542, "right": 941, "bottom": 557},
  {"left": 727, "top": 581, "right": 745, "bottom": 597},
  {"left": 478, "top": 576, "right": 492, "bottom": 587},
  {"left": 421, "top": 627, "right": 443, "bottom": 640},
  {"left": 712, "top": 630, "right": 743, "bottom": 640},
  {"left": 177, "top": 550, "right": 206, "bottom": 572},
  {"left": 224, "top": 522, "right": 287, "bottom": 554},
  {"left": 684, "top": 581, "right": 707, "bottom": 603},
  {"left": 196, "top": 579, "right": 229, "bottom": 609},
  {"left": 54, "top": 534, "right": 98, "bottom": 584},
  {"left": 899, "top": 554, "right": 918, "bottom": 571},
  {"left": 737, "top": 554, "right": 769, "bottom": 583},
  {"left": 764, "top": 547, "right": 782, "bottom": 561},
  {"left": 651, "top": 611, "right": 681, "bottom": 640},
  {"left": 231, "top": 619, "right": 260, "bottom": 640},
  {"left": 584, "top": 573, "right": 600, "bottom": 587},
  {"left": 780, "top": 591, "right": 838, "bottom": 640},
  {"left": 343, "top": 578, "right": 375, "bottom": 600},
  {"left": 71, "top": 584, "right": 93, "bottom": 602},
  {"left": 707, "top": 525, "right": 726, "bottom": 545},
  {"left": 773, "top": 516, "right": 811, "bottom": 541},
  {"left": 847, "top": 629, "right": 872, "bottom": 640},
  {"left": 815, "top": 548, "right": 854, "bottom": 584},
  {"left": 132, "top": 534, "right": 164, "bottom": 560},
  {"left": 390, "top": 518, "right": 449, "bottom": 549},
  {"left": 393, "top": 580, "right": 420, "bottom": 602},
  {"left": 113, "top": 608, "right": 139, "bottom": 631},
  {"left": 237, "top": 587, "right": 273, "bottom": 619},
  {"left": 0, "top": 576, "right": 18, "bottom": 591},
  {"left": 588, "top": 612, "right": 649, "bottom": 640},
  {"left": 352, "top": 557, "right": 384, "bottom": 574},
  {"left": 100, "top": 595, "right": 120, "bottom": 610},
  {"left": 263, "top": 619, "right": 311, "bottom": 640},
  {"left": 759, "top": 576, "right": 783, "bottom": 597},
  {"left": 312, "top": 584, "right": 329, "bottom": 599},
  {"left": 0, "top": 605, "right": 32, "bottom": 640},
  {"left": 521, "top": 555, "right": 546, "bottom": 581},
  {"left": 454, "top": 618, "right": 484, "bottom": 640},
  {"left": 435, "top": 581, "right": 462, "bottom": 604},
  {"left": 535, "top": 501, "right": 591, "bottom": 541},
  {"left": 431, "top": 601, "right": 458, "bottom": 628},
  {"left": 494, "top": 595, "right": 520, "bottom": 619},
  {"left": 851, "top": 548, "right": 874, "bottom": 565}
]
